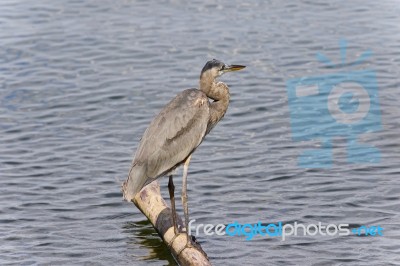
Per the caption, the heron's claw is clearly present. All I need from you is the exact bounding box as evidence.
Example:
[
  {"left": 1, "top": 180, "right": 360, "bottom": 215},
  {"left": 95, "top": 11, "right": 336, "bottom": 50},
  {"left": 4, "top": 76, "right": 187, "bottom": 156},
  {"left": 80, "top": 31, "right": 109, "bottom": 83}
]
[
  {"left": 182, "top": 233, "right": 208, "bottom": 259},
  {"left": 184, "top": 233, "right": 195, "bottom": 250}
]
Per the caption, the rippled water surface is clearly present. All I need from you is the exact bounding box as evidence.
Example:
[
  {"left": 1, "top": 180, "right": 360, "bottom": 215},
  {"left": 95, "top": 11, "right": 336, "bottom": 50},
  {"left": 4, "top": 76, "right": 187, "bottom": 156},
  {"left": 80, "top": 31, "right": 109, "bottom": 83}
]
[{"left": 1, "top": 0, "right": 400, "bottom": 265}]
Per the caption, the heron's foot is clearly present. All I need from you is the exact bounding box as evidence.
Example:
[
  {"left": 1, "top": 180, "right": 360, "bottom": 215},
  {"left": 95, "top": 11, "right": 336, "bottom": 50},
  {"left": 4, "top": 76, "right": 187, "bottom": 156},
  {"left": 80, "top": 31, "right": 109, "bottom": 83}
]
[
  {"left": 183, "top": 234, "right": 208, "bottom": 259},
  {"left": 184, "top": 242, "right": 195, "bottom": 253},
  {"left": 185, "top": 235, "right": 195, "bottom": 249}
]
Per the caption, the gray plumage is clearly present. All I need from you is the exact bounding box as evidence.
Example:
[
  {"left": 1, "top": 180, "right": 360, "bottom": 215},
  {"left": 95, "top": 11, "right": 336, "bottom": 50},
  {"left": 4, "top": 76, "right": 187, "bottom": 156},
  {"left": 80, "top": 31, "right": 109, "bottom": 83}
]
[{"left": 123, "top": 89, "right": 209, "bottom": 200}]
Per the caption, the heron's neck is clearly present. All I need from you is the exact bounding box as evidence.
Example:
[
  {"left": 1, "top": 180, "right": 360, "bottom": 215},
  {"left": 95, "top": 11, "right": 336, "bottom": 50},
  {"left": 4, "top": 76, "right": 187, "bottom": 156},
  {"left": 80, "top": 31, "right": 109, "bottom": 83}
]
[
  {"left": 199, "top": 74, "right": 229, "bottom": 101},
  {"left": 200, "top": 76, "right": 230, "bottom": 133}
]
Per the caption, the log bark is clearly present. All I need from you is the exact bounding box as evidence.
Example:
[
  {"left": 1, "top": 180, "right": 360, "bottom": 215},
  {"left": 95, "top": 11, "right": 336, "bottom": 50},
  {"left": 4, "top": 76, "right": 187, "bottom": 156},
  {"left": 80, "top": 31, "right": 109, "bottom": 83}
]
[{"left": 131, "top": 181, "right": 211, "bottom": 266}]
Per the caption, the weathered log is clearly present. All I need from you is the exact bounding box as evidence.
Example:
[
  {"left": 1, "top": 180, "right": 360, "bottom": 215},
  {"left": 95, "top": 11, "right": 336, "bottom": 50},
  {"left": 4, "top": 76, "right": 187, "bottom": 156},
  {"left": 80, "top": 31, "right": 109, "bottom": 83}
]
[{"left": 131, "top": 181, "right": 211, "bottom": 266}]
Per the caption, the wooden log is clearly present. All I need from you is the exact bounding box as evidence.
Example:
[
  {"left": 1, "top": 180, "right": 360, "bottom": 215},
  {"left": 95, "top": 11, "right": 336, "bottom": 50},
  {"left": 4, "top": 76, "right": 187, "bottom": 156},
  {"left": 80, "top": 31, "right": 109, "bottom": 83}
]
[{"left": 130, "top": 181, "right": 211, "bottom": 266}]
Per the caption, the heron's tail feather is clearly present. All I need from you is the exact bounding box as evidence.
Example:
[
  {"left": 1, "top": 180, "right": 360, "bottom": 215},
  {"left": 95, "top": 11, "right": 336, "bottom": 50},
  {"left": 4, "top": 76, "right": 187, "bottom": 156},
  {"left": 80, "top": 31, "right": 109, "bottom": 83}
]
[{"left": 122, "top": 165, "right": 147, "bottom": 202}]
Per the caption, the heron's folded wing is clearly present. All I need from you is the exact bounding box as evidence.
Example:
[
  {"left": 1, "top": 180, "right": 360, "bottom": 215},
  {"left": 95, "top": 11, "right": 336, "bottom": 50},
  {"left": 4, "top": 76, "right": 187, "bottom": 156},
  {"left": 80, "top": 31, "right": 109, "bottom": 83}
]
[{"left": 133, "top": 89, "right": 209, "bottom": 178}]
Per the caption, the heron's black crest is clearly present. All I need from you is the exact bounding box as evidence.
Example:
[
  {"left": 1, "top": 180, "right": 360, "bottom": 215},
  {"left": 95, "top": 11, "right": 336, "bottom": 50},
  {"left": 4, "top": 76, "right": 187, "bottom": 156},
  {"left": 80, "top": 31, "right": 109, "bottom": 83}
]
[{"left": 201, "top": 59, "right": 224, "bottom": 75}]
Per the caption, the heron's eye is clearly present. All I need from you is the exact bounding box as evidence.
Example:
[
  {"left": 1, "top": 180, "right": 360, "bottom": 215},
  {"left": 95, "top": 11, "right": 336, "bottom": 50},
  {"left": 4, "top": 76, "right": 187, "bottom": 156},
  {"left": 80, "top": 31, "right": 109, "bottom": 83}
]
[{"left": 220, "top": 65, "right": 225, "bottom": 71}]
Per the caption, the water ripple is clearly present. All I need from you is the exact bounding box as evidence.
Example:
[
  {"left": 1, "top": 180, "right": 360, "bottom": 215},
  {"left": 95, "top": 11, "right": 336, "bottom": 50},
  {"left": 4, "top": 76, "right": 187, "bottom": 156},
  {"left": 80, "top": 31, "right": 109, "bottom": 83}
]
[{"left": 1, "top": 0, "right": 400, "bottom": 265}]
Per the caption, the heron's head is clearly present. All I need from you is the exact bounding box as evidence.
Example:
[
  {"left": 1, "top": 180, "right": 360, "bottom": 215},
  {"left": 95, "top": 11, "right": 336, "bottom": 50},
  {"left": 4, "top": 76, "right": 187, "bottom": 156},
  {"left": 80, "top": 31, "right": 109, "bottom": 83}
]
[{"left": 200, "top": 59, "right": 246, "bottom": 79}]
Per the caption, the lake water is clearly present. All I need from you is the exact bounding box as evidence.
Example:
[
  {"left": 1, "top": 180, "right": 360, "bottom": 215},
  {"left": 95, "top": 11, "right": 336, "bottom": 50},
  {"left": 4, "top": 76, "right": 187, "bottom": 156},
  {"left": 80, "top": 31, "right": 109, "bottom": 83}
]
[{"left": 1, "top": 0, "right": 399, "bottom": 265}]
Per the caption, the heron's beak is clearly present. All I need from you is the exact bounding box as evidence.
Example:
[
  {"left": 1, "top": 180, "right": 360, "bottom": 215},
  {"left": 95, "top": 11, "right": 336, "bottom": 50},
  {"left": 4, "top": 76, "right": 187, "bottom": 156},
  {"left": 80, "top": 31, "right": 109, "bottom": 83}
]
[{"left": 224, "top": 64, "right": 246, "bottom": 72}]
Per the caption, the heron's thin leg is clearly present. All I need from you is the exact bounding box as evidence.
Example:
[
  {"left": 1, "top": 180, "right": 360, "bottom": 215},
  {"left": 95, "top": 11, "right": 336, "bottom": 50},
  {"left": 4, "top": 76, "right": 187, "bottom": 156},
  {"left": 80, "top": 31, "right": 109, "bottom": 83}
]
[
  {"left": 182, "top": 155, "right": 192, "bottom": 247},
  {"left": 168, "top": 175, "right": 179, "bottom": 235}
]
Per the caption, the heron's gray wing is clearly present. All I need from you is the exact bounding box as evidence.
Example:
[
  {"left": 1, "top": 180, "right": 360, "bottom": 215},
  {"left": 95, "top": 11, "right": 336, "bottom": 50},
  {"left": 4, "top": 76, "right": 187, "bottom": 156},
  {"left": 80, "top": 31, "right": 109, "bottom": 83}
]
[{"left": 133, "top": 89, "right": 209, "bottom": 179}]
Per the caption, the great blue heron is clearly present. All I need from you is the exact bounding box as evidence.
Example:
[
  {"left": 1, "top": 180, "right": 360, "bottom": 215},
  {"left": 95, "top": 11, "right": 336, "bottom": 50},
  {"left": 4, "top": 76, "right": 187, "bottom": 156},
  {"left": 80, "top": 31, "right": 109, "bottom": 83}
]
[{"left": 123, "top": 59, "right": 245, "bottom": 248}]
